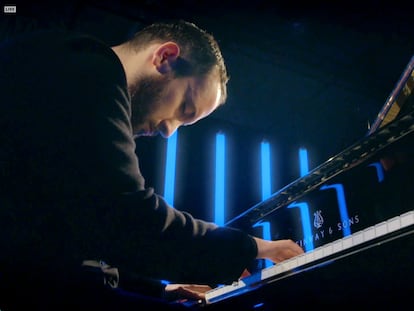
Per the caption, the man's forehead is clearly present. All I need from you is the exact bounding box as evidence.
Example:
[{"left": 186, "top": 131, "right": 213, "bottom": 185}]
[{"left": 192, "top": 76, "right": 222, "bottom": 119}]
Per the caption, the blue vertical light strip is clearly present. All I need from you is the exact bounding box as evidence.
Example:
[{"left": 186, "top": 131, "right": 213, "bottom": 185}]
[
  {"left": 254, "top": 221, "right": 271, "bottom": 241},
  {"left": 320, "top": 184, "right": 351, "bottom": 236},
  {"left": 215, "top": 132, "right": 226, "bottom": 226},
  {"left": 261, "top": 140, "right": 271, "bottom": 200},
  {"left": 259, "top": 141, "right": 273, "bottom": 268},
  {"left": 287, "top": 202, "right": 314, "bottom": 251},
  {"left": 299, "top": 147, "right": 309, "bottom": 177},
  {"left": 164, "top": 131, "right": 177, "bottom": 206},
  {"left": 254, "top": 221, "right": 273, "bottom": 268},
  {"left": 368, "top": 162, "right": 385, "bottom": 182},
  {"left": 292, "top": 148, "right": 313, "bottom": 251}
]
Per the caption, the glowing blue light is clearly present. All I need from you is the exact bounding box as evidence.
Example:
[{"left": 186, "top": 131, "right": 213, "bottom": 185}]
[
  {"left": 261, "top": 140, "right": 271, "bottom": 200},
  {"left": 251, "top": 141, "right": 273, "bottom": 268},
  {"left": 288, "top": 148, "right": 313, "bottom": 251},
  {"left": 164, "top": 131, "right": 177, "bottom": 206},
  {"left": 368, "top": 161, "right": 385, "bottom": 182},
  {"left": 320, "top": 183, "right": 351, "bottom": 236},
  {"left": 215, "top": 133, "right": 226, "bottom": 226},
  {"left": 253, "top": 302, "right": 265, "bottom": 308},
  {"left": 253, "top": 221, "right": 273, "bottom": 268},
  {"left": 288, "top": 202, "right": 313, "bottom": 251},
  {"left": 299, "top": 147, "right": 309, "bottom": 177}
]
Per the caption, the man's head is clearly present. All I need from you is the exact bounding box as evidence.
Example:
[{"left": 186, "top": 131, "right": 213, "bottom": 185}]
[{"left": 114, "top": 20, "right": 229, "bottom": 138}]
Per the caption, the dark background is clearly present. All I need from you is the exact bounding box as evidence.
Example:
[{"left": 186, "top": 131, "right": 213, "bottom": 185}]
[{"left": 1, "top": 0, "right": 413, "bottom": 222}]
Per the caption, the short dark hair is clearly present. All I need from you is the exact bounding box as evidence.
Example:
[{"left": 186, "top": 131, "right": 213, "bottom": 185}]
[{"left": 127, "top": 20, "right": 229, "bottom": 104}]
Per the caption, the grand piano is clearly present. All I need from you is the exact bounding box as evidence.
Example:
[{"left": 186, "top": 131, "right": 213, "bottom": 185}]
[{"left": 194, "top": 55, "right": 414, "bottom": 309}]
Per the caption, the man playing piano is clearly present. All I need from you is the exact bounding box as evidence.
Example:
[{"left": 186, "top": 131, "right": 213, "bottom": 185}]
[{"left": 0, "top": 19, "right": 304, "bottom": 310}]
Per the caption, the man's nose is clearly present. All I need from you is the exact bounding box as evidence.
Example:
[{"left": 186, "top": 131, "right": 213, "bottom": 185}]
[{"left": 162, "top": 120, "right": 181, "bottom": 138}]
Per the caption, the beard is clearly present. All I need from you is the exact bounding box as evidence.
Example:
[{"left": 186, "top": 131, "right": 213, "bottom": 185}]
[{"left": 129, "top": 74, "right": 171, "bottom": 134}]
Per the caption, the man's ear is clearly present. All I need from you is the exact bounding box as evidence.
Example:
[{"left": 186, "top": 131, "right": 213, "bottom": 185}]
[{"left": 152, "top": 42, "right": 180, "bottom": 74}]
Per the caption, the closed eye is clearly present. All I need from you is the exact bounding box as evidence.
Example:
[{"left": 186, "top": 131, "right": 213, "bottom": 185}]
[{"left": 181, "top": 101, "right": 196, "bottom": 125}]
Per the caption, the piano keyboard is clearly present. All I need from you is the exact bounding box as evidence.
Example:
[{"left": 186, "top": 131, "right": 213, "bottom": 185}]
[{"left": 205, "top": 210, "right": 414, "bottom": 304}]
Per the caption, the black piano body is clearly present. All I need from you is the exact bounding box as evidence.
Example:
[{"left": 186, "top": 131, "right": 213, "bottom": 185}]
[{"left": 198, "top": 56, "right": 414, "bottom": 309}]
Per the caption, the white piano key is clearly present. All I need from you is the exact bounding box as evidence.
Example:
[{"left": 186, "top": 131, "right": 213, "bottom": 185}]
[
  {"left": 305, "top": 250, "right": 315, "bottom": 264},
  {"left": 332, "top": 239, "right": 343, "bottom": 253},
  {"left": 342, "top": 236, "right": 353, "bottom": 250},
  {"left": 277, "top": 262, "right": 288, "bottom": 274},
  {"left": 322, "top": 243, "right": 333, "bottom": 257},
  {"left": 236, "top": 279, "right": 246, "bottom": 288},
  {"left": 352, "top": 231, "right": 364, "bottom": 246},
  {"left": 219, "top": 286, "right": 231, "bottom": 296},
  {"left": 363, "top": 226, "right": 376, "bottom": 242},
  {"left": 296, "top": 253, "right": 307, "bottom": 267},
  {"left": 313, "top": 247, "right": 324, "bottom": 261},
  {"left": 375, "top": 221, "right": 388, "bottom": 237},
  {"left": 400, "top": 210, "right": 414, "bottom": 227},
  {"left": 261, "top": 266, "right": 272, "bottom": 279},
  {"left": 284, "top": 257, "right": 298, "bottom": 271},
  {"left": 209, "top": 286, "right": 224, "bottom": 298},
  {"left": 271, "top": 264, "right": 283, "bottom": 276},
  {"left": 387, "top": 216, "right": 401, "bottom": 233},
  {"left": 220, "top": 281, "right": 243, "bottom": 296}
]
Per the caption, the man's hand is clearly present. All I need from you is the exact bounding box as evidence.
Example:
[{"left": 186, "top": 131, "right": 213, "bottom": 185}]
[
  {"left": 164, "top": 238, "right": 303, "bottom": 303},
  {"left": 164, "top": 283, "right": 212, "bottom": 302},
  {"left": 253, "top": 237, "right": 304, "bottom": 263}
]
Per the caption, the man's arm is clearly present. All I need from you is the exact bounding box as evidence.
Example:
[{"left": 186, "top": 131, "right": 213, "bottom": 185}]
[{"left": 163, "top": 237, "right": 304, "bottom": 302}]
